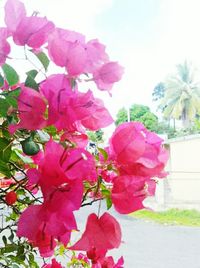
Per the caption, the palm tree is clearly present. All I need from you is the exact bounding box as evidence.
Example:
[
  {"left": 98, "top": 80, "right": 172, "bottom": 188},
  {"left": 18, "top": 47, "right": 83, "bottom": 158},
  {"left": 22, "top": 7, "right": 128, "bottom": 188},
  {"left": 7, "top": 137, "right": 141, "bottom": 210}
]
[{"left": 160, "top": 61, "right": 200, "bottom": 129}]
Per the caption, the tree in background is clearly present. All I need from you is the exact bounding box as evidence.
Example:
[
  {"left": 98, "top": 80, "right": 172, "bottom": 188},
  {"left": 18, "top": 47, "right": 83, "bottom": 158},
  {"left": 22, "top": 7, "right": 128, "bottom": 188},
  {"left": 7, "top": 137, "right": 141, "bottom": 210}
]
[
  {"left": 152, "top": 82, "right": 165, "bottom": 102},
  {"left": 115, "top": 104, "right": 159, "bottom": 132},
  {"left": 87, "top": 129, "right": 104, "bottom": 143},
  {"left": 158, "top": 61, "right": 200, "bottom": 129}
]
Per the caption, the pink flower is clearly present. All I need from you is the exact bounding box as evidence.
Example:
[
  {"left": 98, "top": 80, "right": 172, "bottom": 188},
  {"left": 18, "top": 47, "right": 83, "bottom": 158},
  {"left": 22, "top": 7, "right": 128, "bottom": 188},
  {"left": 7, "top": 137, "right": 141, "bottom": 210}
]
[
  {"left": 111, "top": 175, "right": 156, "bottom": 214},
  {"left": 4, "top": 0, "right": 26, "bottom": 32},
  {"left": 48, "top": 28, "right": 86, "bottom": 75},
  {"left": 79, "top": 91, "right": 114, "bottom": 130},
  {"left": 30, "top": 150, "right": 44, "bottom": 165},
  {"left": 17, "top": 205, "right": 43, "bottom": 241},
  {"left": 70, "top": 212, "right": 121, "bottom": 252},
  {"left": 87, "top": 248, "right": 107, "bottom": 266},
  {"left": 33, "top": 230, "right": 57, "bottom": 257},
  {"left": 4, "top": 0, "right": 54, "bottom": 48},
  {"left": 48, "top": 30, "right": 110, "bottom": 76},
  {"left": 18, "top": 140, "right": 100, "bottom": 257},
  {"left": 26, "top": 168, "right": 40, "bottom": 194},
  {"left": 44, "top": 181, "right": 83, "bottom": 216},
  {"left": 13, "top": 16, "right": 54, "bottom": 48},
  {"left": 40, "top": 75, "right": 113, "bottom": 131},
  {"left": 42, "top": 259, "right": 63, "bottom": 268},
  {"left": 28, "top": 139, "right": 96, "bottom": 198},
  {"left": 34, "top": 139, "right": 69, "bottom": 194},
  {"left": 84, "top": 39, "right": 109, "bottom": 73},
  {"left": 109, "top": 122, "right": 146, "bottom": 165},
  {"left": 0, "top": 27, "right": 11, "bottom": 66},
  {"left": 93, "top": 62, "right": 124, "bottom": 91},
  {"left": 0, "top": 80, "right": 20, "bottom": 91},
  {"left": 61, "top": 132, "right": 88, "bottom": 148},
  {"left": 132, "top": 130, "right": 169, "bottom": 177},
  {"left": 99, "top": 256, "right": 124, "bottom": 268},
  {"left": 99, "top": 170, "right": 116, "bottom": 183},
  {"left": 40, "top": 74, "right": 73, "bottom": 128},
  {"left": 17, "top": 203, "right": 76, "bottom": 256},
  {"left": 9, "top": 85, "right": 47, "bottom": 133},
  {"left": 60, "top": 148, "right": 97, "bottom": 182},
  {"left": 110, "top": 122, "right": 169, "bottom": 178},
  {"left": 77, "top": 253, "right": 90, "bottom": 263}
]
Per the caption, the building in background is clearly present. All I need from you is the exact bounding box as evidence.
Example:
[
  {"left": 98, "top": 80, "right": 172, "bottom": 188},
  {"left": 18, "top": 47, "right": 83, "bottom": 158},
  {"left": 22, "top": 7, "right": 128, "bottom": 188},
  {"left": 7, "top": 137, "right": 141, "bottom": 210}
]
[{"left": 147, "top": 134, "right": 200, "bottom": 211}]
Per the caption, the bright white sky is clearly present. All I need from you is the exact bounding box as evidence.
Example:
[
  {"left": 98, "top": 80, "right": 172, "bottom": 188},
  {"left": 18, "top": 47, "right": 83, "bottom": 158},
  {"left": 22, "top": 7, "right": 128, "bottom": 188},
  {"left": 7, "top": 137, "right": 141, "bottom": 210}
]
[{"left": 1, "top": 0, "right": 200, "bottom": 119}]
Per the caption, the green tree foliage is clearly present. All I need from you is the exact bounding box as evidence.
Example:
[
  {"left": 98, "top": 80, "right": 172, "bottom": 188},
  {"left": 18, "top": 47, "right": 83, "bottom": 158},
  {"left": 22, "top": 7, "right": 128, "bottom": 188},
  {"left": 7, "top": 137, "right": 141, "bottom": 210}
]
[
  {"left": 115, "top": 108, "right": 128, "bottom": 125},
  {"left": 159, "top": 61, "right": 200, "bottom": 128},
  {"left": 152, "top": 82, "right": 165, "bottom": 102},
  {"left": 87, "top": 130, "right": 104, "bottom": 143},
  {"left": 115, "top": 104, "right": 159, "bottom": 132}
]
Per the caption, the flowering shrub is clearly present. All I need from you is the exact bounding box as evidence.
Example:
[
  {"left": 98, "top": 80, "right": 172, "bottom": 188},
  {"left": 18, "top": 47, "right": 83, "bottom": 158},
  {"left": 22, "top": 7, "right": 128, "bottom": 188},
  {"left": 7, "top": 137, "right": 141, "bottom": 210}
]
[{"left": 0, "top": 0, "right": 168, "bottom": 267}]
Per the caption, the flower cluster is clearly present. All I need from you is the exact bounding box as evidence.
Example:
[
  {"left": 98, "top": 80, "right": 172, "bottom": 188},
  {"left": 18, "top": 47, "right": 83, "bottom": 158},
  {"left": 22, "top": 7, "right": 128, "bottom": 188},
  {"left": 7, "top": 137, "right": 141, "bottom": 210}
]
[{"left": 0, "top": 0, "right": 168, "bottom": 267}]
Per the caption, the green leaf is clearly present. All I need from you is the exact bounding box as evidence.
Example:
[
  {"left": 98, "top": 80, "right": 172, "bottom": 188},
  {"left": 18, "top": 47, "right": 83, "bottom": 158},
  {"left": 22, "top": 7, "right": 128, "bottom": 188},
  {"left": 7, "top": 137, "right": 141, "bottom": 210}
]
[
  {"left": 2, "top": 122, "right": 11, "bottom": 139},
  {"left": 44, "top": 125, "right": 57, "bottom": 136},
  {"left": 17, "top": 245, "right": 24, "bottom": 256},
  {"left": 106, "top": 197, "right": 112, "bottom": 210},
  {"left": 2, "top": 236, "right": 7, "bottom": 246},
  {"left": 101, "top": 189, "right": 110, "bottom": 197},
  {"left": 6, "top": 211, "right": 18, "bottom": 222},
  {"left": 11, "top": 265, "right": 20, "bottom": 268},
  {"left": 0, "top": 159, "right": 11, "bottom": 177},
  {"left": 97, "top": 147, "right": 108, "bottom": 161},
  {"left": 37, "top": 52, "right": 50, "bottom": 71},
  {"left": 6, "top": 87, "right": 21, "bottom": 109},
  {"left": 0, "top": 88, "right": 21, "bottom": 117},
  {"left": 25, "top": 70, "right": 38, "bottom": 90},
  {"left": 31, "top": 51, "right": 50, "bottom": 71},
  {"left": 26, "top": 70, "right": 38, "bottom": 79},
  {"left": 0, "top": 97, "right": 10, "bottom": 117},
  {"left": 58, "top": 244, "right": 66, "bottom": 256},
  {"left": 3, "top": 244, "right": 18, "bottom": 253},
  {"left": 25, "top": 76, "right": 38, "bottom": 90},
  {"left": 8, "top": 232, "right": 15, "bottom": 243},
  {"left": 28, "top": 253, "right": 34, "bottom": 263},
  {"left": 12, "top": 150, "right": 33, "bottom": 164},
  {"left": 0, "top": 137, "right": 12, "bottom": 161},
  {"left": 16, "top": 188, "right": 25, "bottom": 196},
  {"left": 0, "top": 73, "right": 4, "bottom": 87},
  {"left": 2, "top": 64, "right": 19, "bottom": 86}
]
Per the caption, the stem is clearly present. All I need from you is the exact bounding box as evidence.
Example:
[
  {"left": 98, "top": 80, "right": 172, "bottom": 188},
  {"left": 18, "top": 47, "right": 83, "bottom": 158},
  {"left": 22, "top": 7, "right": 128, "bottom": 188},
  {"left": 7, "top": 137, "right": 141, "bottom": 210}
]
[
  {"left": 24, "top": 46, "right": 47, "bottom": 78},
  {"left": 81, "top": 198, "right": 103, "bottom": 207},
  {"left": 0, "top": 223, "right": 16, "bottom": 234},
  {"left": 97, "top": 199, "right": 102, "bottom": 217},
  {"left": 81, "top": 185, "right": 97, "bottom": 203},
  {"left": 9, "top": 161, "right": 27, "bottom": 177}
]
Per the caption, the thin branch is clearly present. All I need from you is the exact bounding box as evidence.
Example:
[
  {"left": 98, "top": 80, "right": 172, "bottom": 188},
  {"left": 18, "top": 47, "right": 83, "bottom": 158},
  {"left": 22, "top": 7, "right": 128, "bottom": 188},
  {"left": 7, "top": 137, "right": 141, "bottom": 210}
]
[
  {"left": 81, "top": 198, "right": 103, "bottom": 207},
  {"left": 81, "top": 185, "right": 97, "bottom": 203},
  {"left": 0, "top": 223, "right": 16, "bottom": 234},
  {"left": 24, "top": 46, "right": 47, "bottom": 78},
  {"left": 9, "top": 161, "right": 27, "bottom": 177}
]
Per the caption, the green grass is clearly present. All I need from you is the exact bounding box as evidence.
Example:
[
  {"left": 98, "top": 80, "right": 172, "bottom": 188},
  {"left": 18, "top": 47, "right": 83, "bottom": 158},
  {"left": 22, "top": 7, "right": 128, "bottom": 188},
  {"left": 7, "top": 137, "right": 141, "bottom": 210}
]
[{"left": 131, "top": 208, "right": 200, "bottom": 226}]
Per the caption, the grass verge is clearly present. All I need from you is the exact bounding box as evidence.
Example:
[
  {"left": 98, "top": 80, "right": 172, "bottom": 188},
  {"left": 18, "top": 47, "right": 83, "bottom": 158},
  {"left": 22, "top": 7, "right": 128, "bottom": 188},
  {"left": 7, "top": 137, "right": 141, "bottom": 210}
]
[{"left": 130, "top": 208, "right": 200, "bottom": 226}]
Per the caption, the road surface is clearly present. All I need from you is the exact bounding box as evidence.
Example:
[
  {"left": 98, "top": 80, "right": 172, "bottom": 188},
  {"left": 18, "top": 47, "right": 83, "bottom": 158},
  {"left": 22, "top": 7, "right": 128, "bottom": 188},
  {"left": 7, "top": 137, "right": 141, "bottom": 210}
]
[{"left": 75, "top": 203, "right": 200, "bottom": 268}]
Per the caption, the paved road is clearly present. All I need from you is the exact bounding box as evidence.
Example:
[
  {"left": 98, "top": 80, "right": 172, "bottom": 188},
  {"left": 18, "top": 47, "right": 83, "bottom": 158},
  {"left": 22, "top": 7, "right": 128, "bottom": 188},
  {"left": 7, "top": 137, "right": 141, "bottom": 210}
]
[
  {"left": 1, "top": 203, "right": 200, "bottom": 268},
  {"left": 115, "top": 214, "right": 200, "bottom": 268},
  {"left": 75, "top": 203, "right": 200, "bottom": 268}
]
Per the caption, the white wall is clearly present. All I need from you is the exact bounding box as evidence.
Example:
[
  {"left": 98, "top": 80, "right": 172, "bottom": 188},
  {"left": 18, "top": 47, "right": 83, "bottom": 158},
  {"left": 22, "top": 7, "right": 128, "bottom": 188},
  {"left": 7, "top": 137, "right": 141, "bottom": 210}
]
[{"left": 148, "top": 135, "right": 200, "bottom": 211}]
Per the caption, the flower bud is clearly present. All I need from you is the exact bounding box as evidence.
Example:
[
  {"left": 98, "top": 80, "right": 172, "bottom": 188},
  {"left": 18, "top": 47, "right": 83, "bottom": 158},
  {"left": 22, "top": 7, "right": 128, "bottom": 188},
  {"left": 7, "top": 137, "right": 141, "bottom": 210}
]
[{"left": 5, "top": 191, "right": 17, "bottom": 205}]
